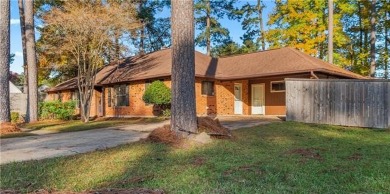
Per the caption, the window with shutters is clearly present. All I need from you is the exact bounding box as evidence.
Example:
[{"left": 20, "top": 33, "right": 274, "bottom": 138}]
[
  {"left": 115, "top": 84, "right": 129, "bottom": 106},
  {"left": 201, "top": 81, "right": 215, "bottom": 96}
]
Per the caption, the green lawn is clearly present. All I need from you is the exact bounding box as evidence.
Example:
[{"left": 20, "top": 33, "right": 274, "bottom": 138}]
[
  {"left": 1, "top": 122, "right": 389, "bottom": 193},
  {"left": 18, "top": 117, "right": 165, "bottom": 133}
]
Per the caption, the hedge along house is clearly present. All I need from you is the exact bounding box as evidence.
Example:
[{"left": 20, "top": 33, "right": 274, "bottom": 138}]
[{"left": 46, "top": 47, "right": 364, "bottom": 117}]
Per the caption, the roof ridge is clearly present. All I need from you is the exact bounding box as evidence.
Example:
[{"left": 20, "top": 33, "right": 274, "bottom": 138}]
[{"left": 218, "top": 47, "right": 288, "bottom": 59}]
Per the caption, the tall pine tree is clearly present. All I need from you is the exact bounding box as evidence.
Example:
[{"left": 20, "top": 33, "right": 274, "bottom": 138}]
[
  {"left": 195, "top": 0, "right": 239, "bottom": 56},
  {"left": 239, "top": 0, "right": 266, "bottom": 51},
  {"left": 133, "top": 0, "right": 171, "bottom": 54}
]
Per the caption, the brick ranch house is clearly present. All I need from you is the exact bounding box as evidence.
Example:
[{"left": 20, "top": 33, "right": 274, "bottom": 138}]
[{"left": 46, "top": 47, "right": 364, "bottom": 117}]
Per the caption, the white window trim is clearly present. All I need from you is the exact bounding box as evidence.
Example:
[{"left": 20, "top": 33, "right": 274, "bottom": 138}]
[{"left": 270, "top": 81, "right": 286, "bottom": 93}]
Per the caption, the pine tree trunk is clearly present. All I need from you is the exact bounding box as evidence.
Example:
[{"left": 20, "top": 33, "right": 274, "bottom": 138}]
[
  {"left": 18, "top": 0, "right": 28, "bottom": 94},
  {"left": 358, "top": 3, "right": 363, "bottom": 54},
  {"left": 369, "top": 0, "right": 376, "bottom": 77},
  {"left": 385, "top": 11, "right": 389, "bottom": 79},
  {"left": 25, "top": 0, "right": 38, "bottom": 122},
  {"left": 328, "top": 0, "right": 333, "bottom": 64},
  {"left": 206, "top": 0, "right": 211, "bottom": 56},
  {"left": 0, "top": 0, "right": 11, "bottom": 123},
  {"left": 257, "top": 0, "right": 265, "bottom": 51},
  {"left": 171, "top": 0, "right": 197, "bottom": 136},
  {"left": 139, "top": 1, "right": 145, "bottom": 55}
]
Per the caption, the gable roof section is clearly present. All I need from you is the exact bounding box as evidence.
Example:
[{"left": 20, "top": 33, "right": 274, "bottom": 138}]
[
  {"left": 217, "top": 47, "right": 364, "bottom": 79},
  {"left": 50, "top": 47, "right": 365, "bottom": 91},
  {"left": 48, "top": 64, "right": 117, "bottom": 92}
]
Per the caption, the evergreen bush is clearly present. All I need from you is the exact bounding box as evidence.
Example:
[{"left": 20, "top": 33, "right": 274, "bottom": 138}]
[{"left": 39, "top": 100, "right": 76, "bottom": 120}]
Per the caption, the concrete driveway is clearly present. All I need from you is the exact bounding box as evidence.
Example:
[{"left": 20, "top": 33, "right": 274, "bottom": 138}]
[{"left": 0, "top": 121, "right": 169, "bottom": 165}]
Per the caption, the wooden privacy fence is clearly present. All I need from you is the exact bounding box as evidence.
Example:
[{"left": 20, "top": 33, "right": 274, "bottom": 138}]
[{"left": 286, "top": 79, "right": 390, "bottom": 129}]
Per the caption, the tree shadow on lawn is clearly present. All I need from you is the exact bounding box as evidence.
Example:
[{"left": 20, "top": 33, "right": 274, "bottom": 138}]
[{"left": 1, "top": 122, "right": 390, "bottom": 193}]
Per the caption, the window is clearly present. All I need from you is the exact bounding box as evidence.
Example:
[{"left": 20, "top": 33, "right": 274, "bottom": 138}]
[
  {"left": 107, "top": 87, "right": 111, "bottom": 107},
  {"left": 115, "top": 84, "right": 129, "bottom": 106},
  {"left": 271, "top": 81, "right": 285, "bottom": 92},
  {"left": 201, "top": 81, "right": 215, "bottom": 96},
  {"left": 71, "top": 90, "right": 80, "bottom": 108}
]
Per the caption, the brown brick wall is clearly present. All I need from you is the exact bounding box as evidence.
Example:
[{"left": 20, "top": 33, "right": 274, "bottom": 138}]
[
  {"left": 104, "top": 79, "right": 171, "bottom": 117},
  {"left": 48, "top": 74, "right": 320, "bottom": 117}
]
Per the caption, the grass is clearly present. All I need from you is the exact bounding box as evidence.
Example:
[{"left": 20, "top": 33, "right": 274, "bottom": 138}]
[
  {"left": 1, "top": 122, "right": 390, "bottom": 193},
  {"left": 0, "top": 132, "right": 37, "bottom": 139},
  {"left": 18, "top": 117, "right": 165, "bottom": 133}
]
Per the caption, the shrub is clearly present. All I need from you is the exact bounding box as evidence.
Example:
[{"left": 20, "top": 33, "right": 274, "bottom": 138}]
[
  {"left": 162, "top": 109, "right": 171, "bottom": 118},
  {"left": 11, "top": 112, "right": 19, "bottom": 123},
  {"left": 39, "top": 100, "right": 76, "bottom": 120},
  {"left": 143, "top": 81, "right": 171, "bottom": 105}
]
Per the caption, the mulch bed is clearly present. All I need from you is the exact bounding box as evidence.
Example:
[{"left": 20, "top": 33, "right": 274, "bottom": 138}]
[
  {"left": 147, "top": 117, "right": 232, "bottom": 146},
  {"left": 197, "top": 117, "right": 232, "bottom": 138},
  {"left": 148, "top": 125, "right": 181, "bottom": 145},
  {"left": 0, "top": 122, "right": 21, "bottom": 135}
]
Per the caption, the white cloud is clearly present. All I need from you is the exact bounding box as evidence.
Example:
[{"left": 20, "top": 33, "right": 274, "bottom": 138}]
[
  {"left": 10, "top": 19, "right": 20, "bottom": 25},
  {"left": 14, "top": 52, "right": 23, "bottom": 57}
]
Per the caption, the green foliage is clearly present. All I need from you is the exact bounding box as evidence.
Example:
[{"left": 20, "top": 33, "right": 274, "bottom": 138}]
[
  {"left": 39, "top": 100, "right": 76, "bottom": 120},
  {"left": 10, "top": 53, "right": 15, "bottom": 64},
  {"left": 194, "top": 0, "right": 240, "bottom": 53},
  {"left": 162, "top": 109, "right": 171, "bottom": 118},
  {"left": 11, "top": 112, "right": 19, "bottom": 123},
  {"left": 238, "top": 0, "right": 266, "bottom": 50},
  {"left": 211, "top": 39, "right": 260, "bottom": 58},
  {"left": 132, "top": 0, "right": 171, "bottom": 54},
  {"left": 142, "top": 81, "right": 171, "bottom": 105}
]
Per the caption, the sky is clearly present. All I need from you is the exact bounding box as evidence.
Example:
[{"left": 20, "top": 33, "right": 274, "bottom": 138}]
[{"left": 9, "top": 0, "right": 275, "bottom": 74}]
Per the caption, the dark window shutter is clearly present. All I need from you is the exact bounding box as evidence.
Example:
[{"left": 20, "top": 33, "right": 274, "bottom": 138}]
[
  {"left": 108, "top": 88, "right": 111, "bottom": 107},
  {"left": 126, "top": 85, "right": 129, "bottom": 106}
]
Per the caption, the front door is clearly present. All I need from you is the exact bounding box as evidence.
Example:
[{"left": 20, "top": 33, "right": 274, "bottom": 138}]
[
  {"left": 234, "top": 83, "right": 243, "bottom": 114},
  {"left": 251, "top": 84, "right": 265, "bottom": 115}
]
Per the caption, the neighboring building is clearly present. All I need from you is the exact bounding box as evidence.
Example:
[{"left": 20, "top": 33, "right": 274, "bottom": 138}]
[
  {"left": 9, "top": 81, "right": 27, "bottom": 115},
  {"left": 46, "top": 47, "right": 365, "bottom": 117}
]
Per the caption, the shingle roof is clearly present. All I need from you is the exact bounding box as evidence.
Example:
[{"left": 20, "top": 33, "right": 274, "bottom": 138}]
[
  {"left": 49, "top": 47, "right": 365, "bottom": 91},
  {"left": 216, "top": 47, "right": 365, "bottom": 79},
  {"left": 47, "top": 64, "right": 117, "bottom": 92}
]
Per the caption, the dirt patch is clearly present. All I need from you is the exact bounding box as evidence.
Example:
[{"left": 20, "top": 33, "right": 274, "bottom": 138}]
[
  {"left": 0, "top": 122, "right": 21, "bottom": 135},
  {"left": 1, "top": 188, "right": 164, "bottom": 194},
  {"left": 286, "top": 148, "right": 324, "bottom": 162},
  {"left": 197, "top": 117, "right": 232, "bottom": 138},
  {"left": 192, "top": 157, "right": 206, "bottom": 166},
  {"left": 347, "top": 153, "right": 362, "bottom": 161}
]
